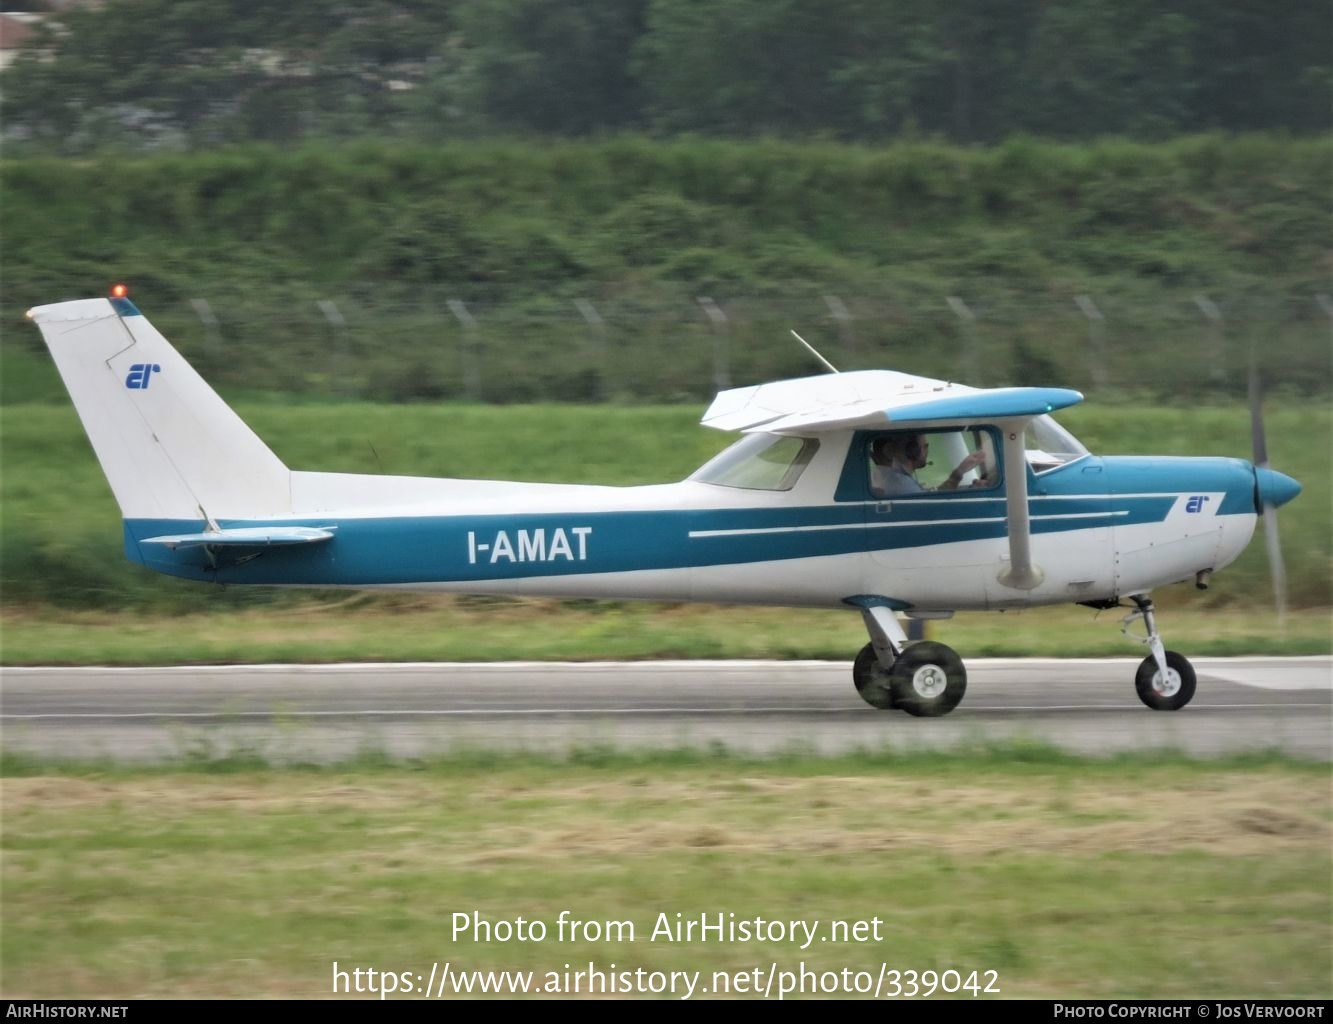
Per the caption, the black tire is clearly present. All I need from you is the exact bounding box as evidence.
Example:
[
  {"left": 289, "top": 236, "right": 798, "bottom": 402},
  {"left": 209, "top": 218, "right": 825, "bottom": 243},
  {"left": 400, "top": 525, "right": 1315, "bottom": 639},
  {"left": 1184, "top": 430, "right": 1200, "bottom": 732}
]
[
  {"left": 1134, "top": 651, "right": 1196, "bottom": 711},
  {"left": 852, "top": 642, "right": 896, "bottom": 709},
  {"left": 889, "top": 641, "right": 967, "bottom": 717}
]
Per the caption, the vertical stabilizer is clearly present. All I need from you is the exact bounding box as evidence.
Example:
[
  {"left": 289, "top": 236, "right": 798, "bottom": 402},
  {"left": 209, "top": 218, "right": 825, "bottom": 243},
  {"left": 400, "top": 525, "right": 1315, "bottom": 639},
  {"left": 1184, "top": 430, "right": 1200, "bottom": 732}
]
[{"left": 27, "top": 295, "right": 291, "bottom": 520}]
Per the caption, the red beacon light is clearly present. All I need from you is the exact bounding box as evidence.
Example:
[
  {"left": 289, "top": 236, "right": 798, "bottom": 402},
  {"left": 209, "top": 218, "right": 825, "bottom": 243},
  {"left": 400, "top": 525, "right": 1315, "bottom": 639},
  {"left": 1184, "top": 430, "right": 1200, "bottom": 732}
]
[{"left": 110, "top": 284, "right": 129, "bottom": 298}]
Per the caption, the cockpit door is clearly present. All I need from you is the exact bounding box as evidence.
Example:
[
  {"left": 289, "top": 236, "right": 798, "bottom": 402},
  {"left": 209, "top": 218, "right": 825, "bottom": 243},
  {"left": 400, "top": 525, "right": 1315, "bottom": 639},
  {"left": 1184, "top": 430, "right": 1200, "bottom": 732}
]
[{"left": 837, "top": 427, "right": 1008, "bottom": 608}]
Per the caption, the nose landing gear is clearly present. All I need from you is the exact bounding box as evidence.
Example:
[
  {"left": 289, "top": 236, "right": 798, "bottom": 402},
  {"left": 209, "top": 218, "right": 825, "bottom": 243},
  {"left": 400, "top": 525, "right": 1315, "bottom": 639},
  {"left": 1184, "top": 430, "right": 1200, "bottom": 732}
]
[{"left": 1122, "top": 595, "right": 1197, "bottom": 711}]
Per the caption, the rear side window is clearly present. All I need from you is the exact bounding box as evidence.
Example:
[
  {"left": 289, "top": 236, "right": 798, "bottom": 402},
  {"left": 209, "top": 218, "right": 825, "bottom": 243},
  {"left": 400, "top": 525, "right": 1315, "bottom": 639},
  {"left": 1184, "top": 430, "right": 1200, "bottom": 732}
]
[{"left": 692, "top": 434, "right": 819, "bottom": 491}]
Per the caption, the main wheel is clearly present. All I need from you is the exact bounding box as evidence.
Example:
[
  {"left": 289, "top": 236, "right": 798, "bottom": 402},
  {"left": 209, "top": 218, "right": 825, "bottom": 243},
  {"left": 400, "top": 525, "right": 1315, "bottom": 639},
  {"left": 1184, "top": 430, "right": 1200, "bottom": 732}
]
[
  {"left": 852, "top": 643, "right": 896, "bottom": 709},
  {"left": 889, "top": 641, "right": 967, "bottom": 717},
  {"left": 1135, "top": 651, "right": 1196, "bottom": 711}
]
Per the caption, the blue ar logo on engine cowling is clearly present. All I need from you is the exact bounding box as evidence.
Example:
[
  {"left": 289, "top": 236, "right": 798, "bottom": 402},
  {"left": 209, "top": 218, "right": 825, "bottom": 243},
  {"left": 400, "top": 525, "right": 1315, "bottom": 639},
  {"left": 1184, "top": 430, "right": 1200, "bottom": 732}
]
[
  {"left": 125, "top": 363, "right": 161, "bottom": 389},
  {"left": 1185, "top": 495, "right": 1209, "bottom": 513}
]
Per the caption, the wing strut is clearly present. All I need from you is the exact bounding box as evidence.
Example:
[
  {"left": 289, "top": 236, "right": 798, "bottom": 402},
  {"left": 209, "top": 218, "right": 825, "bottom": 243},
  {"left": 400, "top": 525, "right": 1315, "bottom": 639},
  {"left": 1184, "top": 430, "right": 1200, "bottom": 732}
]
[{"left": 996, "top": 424, "right": 1044, "bottom": 590}]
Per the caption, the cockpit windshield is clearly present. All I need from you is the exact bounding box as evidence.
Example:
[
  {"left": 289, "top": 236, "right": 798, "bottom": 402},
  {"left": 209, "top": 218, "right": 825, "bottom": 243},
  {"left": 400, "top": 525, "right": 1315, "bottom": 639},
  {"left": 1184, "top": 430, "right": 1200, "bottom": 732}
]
[
  {"left": 1024, "top": 414, "right": 1089, "bottom": 474},
  {"left": 691, "top": 433, "right": 819, "bottom": 491}
]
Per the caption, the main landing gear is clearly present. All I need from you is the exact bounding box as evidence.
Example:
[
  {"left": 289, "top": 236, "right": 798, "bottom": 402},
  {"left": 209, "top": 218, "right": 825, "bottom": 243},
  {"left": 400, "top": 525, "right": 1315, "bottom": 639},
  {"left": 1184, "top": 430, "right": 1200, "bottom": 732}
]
[{"left": 852, "top": 603, "right": 966, "bottom": 717}]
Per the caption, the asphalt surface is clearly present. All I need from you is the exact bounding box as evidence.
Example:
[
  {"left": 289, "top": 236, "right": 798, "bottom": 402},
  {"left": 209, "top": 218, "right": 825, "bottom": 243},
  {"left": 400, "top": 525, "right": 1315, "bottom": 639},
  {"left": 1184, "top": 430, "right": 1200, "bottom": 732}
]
[{"left": 1, "top": 657, "right": 1329, "bottom": 763}]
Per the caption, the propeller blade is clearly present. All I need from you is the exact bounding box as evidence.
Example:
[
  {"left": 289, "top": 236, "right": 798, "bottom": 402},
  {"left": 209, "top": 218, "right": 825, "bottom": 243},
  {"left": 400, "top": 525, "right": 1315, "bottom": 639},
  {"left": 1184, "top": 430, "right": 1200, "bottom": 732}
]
[
  {"left": 1263, "top": 503, "right": 1290, "bottom": 623},
  {"left": 1248, "top": 345, "right": 1288, "bottom": 621},
  {"left": 1248, "top": 345, "right": 1269, "bottom": 468}
]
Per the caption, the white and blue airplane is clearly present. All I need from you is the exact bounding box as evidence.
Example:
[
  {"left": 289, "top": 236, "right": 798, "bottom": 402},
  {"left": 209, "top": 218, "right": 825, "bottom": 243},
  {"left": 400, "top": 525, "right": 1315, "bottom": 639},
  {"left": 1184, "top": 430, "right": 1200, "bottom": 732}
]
[{"left": 28, "top": 289, "right": 1301, "bottom": 716}]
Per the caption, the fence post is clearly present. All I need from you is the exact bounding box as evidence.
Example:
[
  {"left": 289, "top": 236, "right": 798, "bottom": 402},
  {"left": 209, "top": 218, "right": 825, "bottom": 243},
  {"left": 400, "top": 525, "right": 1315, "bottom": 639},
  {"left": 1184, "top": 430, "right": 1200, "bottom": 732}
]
[
  {"left": 316, "top": 299, "right": 349, "bottom": 396},
  {"left": 574, "top": 298, "right": 608, "bottom": 402},
  {"left": 1193, "top": 294, "right": 1226, "bottom": 387},
  {"left": 447, "top": 298, "right": 481, "bottom": 401},
  {"left": 189, "top": 298, "right": 222, "bottom": 355},
  {"left": 1074, "top": 295, "right": 1108, "bottom": 390},
  {"left": 823, "top": 293, "right": 854, "bottom": 366},
  {"left": 697, "top": 296, "right": 731, "bottom": 392},
  {"left": 946, "top": 296, "right": 981, "bottom": 384}
]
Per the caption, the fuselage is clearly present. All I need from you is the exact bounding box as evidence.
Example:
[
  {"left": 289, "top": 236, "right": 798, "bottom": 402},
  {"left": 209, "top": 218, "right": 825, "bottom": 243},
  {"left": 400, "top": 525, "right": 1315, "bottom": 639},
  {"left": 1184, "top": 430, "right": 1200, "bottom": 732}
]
[{"left": 123, "top": 428, "right": 1269, "bottom": 613}]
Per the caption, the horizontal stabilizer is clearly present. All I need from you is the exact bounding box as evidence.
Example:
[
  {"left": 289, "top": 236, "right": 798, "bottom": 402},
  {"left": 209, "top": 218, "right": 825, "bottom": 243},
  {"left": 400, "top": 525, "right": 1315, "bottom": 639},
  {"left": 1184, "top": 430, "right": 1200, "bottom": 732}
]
[{"left": 141, "top": 526, "right": 336, "bottom": 550}]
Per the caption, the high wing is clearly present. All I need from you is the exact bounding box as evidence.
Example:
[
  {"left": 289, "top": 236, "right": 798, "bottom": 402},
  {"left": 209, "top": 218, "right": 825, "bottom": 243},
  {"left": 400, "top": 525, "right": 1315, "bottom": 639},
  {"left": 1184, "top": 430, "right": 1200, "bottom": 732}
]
[
  {"left": 703, "top": 369, "right": 1085, "bottom": 591},
  {"left": 701, "top": 369, "right": 1083, "bottom": 434}
]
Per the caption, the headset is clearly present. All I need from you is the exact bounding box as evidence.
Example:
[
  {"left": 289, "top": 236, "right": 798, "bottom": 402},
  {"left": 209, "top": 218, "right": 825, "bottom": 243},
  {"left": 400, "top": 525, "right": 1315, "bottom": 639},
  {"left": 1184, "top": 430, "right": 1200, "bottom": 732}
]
[{"left": 871, "top": 434, "right": 927, "bottom": 467}]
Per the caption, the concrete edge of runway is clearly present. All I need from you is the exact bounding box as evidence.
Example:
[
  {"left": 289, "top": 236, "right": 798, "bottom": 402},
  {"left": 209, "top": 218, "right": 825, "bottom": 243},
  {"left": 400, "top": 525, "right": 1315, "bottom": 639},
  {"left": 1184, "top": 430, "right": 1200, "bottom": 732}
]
[{"left": 4, "top": 655, "right": 1329, "bottom": 672}]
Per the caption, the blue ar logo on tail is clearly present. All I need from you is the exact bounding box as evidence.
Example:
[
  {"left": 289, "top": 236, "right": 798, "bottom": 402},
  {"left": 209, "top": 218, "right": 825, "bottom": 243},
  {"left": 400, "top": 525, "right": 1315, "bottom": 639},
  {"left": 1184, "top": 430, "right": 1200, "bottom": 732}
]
[{"left": 125, "top": 363, "right": 161, "bottom": 389}]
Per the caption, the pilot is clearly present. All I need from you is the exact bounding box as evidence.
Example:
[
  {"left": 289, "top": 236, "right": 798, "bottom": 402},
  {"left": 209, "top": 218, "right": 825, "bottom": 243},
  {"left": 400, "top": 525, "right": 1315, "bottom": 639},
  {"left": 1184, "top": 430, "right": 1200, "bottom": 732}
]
[{"left": 870, "top": 434, "right": 988, "bottom": 496}]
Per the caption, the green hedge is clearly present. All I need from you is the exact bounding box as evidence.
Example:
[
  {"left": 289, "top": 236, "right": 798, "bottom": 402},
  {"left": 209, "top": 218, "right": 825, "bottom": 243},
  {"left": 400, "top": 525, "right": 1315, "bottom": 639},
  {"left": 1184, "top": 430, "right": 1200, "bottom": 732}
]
[{"left": 4, "top": 136, "right": 1329, "bottom": 402}]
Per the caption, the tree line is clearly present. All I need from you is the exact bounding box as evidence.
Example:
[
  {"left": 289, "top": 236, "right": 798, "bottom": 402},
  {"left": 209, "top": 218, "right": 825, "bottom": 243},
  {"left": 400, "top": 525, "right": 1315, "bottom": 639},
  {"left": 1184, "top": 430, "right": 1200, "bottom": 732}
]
[{"left": 3, "top": 0, "right": 1328, "bottom": 152}]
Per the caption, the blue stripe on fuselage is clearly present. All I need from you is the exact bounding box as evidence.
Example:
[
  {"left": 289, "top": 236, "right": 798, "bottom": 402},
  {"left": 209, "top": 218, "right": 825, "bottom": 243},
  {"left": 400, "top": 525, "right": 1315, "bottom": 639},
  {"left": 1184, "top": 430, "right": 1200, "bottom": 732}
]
[
  {"left": 120, "top": 455, "right": 1258, "bottom": 585},
  {"left": 127, "top": 507, "right": 867, "bottom": 585},
  {"left": 121, "top": 498, "right": 1208, "bottom": 587}
]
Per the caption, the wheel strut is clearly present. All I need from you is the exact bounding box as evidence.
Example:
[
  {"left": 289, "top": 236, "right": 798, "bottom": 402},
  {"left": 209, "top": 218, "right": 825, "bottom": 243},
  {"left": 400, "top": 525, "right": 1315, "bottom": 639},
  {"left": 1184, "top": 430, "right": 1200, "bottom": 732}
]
[
  {"left": 1124, "top": 595, "right": 1170, "bottom": 682},
  {"left": 1121, "top": 594, "right": 1197, "bottom": 711},
  {"left": 858, "top": 602, "right": 908, "bottom": 670}
]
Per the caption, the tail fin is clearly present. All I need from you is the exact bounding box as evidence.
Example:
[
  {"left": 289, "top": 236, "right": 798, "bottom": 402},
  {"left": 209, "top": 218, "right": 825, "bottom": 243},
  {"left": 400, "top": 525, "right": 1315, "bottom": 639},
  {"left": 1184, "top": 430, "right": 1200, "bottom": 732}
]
[{"left": 26, "top": 293, "right": 291, "bottom": 521}]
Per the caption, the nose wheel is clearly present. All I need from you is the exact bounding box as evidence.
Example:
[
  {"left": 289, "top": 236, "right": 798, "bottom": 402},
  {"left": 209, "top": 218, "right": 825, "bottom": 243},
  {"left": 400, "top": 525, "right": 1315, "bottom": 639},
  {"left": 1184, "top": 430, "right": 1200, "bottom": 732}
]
[{"left": 1134, "top": 650, "right": 1197, "bottom": 711}]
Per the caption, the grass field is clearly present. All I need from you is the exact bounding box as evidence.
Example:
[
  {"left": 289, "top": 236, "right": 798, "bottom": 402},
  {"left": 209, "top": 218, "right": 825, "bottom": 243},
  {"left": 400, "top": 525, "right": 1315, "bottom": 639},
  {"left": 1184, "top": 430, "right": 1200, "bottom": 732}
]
[
  {"left": 1, "top": 396, "right": 1328, "bottom": 662},
  {"left": 2, "top": 747, "right": 1329, "bottom": 1000}
]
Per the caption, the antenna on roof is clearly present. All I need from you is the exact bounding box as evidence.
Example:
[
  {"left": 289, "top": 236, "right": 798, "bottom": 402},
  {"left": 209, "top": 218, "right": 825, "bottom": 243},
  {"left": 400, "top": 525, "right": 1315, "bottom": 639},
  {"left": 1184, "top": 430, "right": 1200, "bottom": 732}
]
[{"left": 790, "top": 330, "right": 839, "bottom": 374}]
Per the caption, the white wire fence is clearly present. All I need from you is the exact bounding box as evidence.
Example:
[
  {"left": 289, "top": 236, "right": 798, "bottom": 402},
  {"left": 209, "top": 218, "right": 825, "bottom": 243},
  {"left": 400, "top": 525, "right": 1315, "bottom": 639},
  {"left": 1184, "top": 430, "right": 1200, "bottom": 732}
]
[{"left": 48, "top": 288, "right": 1333, "bottom": 403}]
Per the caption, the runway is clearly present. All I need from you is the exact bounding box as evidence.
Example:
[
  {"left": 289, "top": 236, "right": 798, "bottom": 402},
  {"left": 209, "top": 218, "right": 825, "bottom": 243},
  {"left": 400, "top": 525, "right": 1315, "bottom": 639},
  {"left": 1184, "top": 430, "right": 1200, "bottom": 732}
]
[{"left": 1, "top": 657, "right": 1329, "bottom": 763}]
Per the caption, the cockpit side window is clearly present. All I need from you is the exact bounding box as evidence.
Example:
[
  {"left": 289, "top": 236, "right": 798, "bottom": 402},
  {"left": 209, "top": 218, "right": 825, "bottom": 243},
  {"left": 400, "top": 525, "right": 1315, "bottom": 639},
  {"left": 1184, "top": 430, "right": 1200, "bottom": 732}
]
[{"left": 863, "top": 427, "right": 1001, "bottom": 498}]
